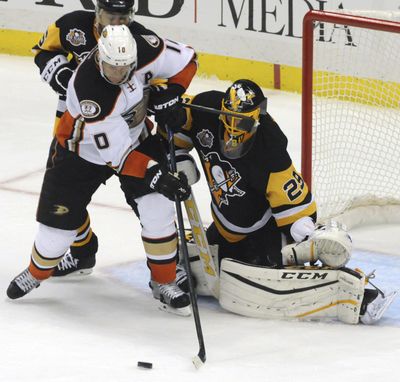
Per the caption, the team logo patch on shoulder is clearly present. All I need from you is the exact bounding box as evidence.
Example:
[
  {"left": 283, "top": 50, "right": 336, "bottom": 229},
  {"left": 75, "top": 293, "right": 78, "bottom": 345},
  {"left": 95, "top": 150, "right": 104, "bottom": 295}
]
[
  {"left": 80, "top": 100, "right": 101, "bottom": 119},
  {"left": 66, "top": 29, "right": 87, "bottom": 46},
  {"left": 196, "top": 129, "right": 214, "bottom": 148},
  {"left": 142, "top": 35, "right": 160, "bottom": 48}
]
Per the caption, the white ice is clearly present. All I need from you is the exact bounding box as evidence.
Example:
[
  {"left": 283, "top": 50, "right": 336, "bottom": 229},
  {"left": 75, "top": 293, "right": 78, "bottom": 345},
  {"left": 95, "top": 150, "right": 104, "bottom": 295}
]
[{"left": 0, "top": 55, "right": 399, "bottom": 382}]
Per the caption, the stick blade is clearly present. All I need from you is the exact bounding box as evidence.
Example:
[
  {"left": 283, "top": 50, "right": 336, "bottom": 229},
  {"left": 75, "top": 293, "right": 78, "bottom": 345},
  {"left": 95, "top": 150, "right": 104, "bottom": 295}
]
[{"left": 192, "top": 355, "right": 206, "bottom": 369}]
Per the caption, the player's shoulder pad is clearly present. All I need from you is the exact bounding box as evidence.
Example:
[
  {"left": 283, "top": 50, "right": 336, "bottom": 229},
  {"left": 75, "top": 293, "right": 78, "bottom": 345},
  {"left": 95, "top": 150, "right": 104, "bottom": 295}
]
[
  {"left": 259, "top": 113, "right": 288, "bottom": 149},
  {"left": 73, "top": 49, "right": 121, "bottom": 123},
  {"left": 133, "top": 34, "right": 164, "bottom": 70},
  {"left": 190, "top": 90, "right": 224, "bottom": 120},
  {"left": 129, "top": 21, "right": 157, "bottom": 36},
  {"left": 55, "top": 10, "right": 95, "bottom": 31}
]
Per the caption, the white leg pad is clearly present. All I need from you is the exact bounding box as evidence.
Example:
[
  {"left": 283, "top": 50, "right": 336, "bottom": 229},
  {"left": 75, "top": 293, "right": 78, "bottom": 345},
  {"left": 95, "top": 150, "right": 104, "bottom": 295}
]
[
  {"left": 185, "top": 242, "right": 219, "bottom": 296},
  {"left": 219, "top": 258, "right": 365, "bottom": 324}
]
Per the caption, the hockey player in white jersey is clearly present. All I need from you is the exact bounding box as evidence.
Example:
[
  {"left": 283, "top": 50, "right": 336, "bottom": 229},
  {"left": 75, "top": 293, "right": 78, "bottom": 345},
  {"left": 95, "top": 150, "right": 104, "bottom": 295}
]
[
  {"left": 33, "top": 0, "right": 159, "bottom": 277},
  {"left": 7, "top": 25, "right": 198, "bottom": 316},
  {"left": 160, "top": 80, "right": 397, "bottom": 324}
]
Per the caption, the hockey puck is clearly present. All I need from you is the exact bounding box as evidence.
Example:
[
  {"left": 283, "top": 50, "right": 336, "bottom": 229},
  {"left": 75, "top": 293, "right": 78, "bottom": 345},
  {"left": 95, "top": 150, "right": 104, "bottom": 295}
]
[{"left": 137, "top": 361, "right": 153, "bottom": 369}]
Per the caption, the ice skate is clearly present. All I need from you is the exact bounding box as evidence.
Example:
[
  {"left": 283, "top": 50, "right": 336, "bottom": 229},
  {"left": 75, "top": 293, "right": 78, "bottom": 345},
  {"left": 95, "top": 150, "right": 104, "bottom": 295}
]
[
  {"left": 151, "top": 280, "right": 191, "bottom": 316},
  {"left": 52, "top": 233, "right": 98, "bottom": 277},
  {"left": 52, "top": 251, "right": 95, "bottom": 277},
  {"left": 360, "top": 289, "right": 398, "bottom": 325},
  {"left": 7, "top": 268, "right": 41, "bottom": 300}
]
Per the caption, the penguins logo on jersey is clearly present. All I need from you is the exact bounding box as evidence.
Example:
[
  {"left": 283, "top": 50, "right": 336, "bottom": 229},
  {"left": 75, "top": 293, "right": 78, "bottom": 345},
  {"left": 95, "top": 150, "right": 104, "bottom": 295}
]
[
  {"left": 202, "top": 151, "right": 245, "bottom": 207},
  {"left": 66, "top": 29, "right": 87, "bottom": 47}
]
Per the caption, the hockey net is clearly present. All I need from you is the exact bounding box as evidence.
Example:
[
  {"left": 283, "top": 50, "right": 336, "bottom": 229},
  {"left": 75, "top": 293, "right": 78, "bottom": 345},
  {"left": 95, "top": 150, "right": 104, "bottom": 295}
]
[{"left": 302, "top": 10, "right": 400, "bottom": 229}]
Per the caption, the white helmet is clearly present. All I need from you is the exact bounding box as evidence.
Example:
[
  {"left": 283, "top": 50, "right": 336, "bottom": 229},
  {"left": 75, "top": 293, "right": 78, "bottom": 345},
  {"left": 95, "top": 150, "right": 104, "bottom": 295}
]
[{"left": 98, "top": 25, "right": 137, "bottom": 85}]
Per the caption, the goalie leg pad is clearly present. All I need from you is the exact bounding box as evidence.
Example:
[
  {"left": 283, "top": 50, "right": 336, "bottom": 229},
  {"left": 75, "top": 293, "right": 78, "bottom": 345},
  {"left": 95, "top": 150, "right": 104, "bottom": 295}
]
[
  {"left": 219, "top": 258, "right": 365, "bottom": 324},
  {"left": 182, "top": 241, "right": 219, "bottom": 296}
]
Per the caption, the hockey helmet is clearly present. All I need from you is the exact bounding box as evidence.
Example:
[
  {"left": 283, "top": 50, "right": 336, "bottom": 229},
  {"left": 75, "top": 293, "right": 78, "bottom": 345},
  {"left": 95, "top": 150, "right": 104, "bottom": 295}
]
[
  {"left": 96, "top": 0, "right": 135, "bottom": 33},
  {"left": 219, "top": 79, "right": 267, "bottom": 159},
  {"left": 98, "top": 25, "right": 137, "bottom": 85}
]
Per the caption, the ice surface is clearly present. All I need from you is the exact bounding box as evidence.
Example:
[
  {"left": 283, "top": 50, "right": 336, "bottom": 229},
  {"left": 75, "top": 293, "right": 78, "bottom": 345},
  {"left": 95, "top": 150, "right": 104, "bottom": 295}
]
[{"left": 0, "top": 55, "right": 399, "bottom": 382}]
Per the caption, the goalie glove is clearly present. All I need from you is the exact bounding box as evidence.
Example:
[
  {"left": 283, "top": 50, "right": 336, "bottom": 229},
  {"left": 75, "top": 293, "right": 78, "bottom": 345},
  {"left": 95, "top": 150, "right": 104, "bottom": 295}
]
[{"left": 281, "top": 220, "right": 352, "bottom": 268}]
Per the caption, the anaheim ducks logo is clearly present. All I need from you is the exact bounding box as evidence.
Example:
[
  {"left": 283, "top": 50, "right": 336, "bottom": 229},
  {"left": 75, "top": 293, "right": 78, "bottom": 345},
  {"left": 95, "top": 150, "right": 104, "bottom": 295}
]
[
  {"left": 52, "top": 205, "right": 69, "bottom": 216},
  {"left": 202, "top": 151, "right": 244, "bottom": 207},
  {"left": 66, "top": 28, "right": 87, "bottom": 47}
]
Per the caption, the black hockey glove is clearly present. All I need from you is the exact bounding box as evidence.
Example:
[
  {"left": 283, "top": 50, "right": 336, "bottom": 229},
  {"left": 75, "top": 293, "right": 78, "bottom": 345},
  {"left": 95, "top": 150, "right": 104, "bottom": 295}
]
[
  {"left": 149, "top": 84, "right": 186, "bottom": 131},
  {"left": 145, "top": 163, "right": 190, "bottom": 202},
  {"left": 40, "top": 54, "right": 76, "bottom": 97},
  {"left": 49, "top": 64, "right": 74, "bottom": 96}
]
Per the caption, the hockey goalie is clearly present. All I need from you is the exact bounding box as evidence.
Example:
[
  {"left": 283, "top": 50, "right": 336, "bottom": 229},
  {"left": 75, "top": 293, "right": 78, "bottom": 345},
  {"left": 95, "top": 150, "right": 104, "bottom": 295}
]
[{"left": 167, "top": 79, "right": 398, "bottom": 325}]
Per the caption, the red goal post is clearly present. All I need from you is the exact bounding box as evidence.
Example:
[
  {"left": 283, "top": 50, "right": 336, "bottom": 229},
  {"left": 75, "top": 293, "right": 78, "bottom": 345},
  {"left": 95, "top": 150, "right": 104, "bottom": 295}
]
[{"left": 301, "top": 10, "right": 400, "bottom": 227}]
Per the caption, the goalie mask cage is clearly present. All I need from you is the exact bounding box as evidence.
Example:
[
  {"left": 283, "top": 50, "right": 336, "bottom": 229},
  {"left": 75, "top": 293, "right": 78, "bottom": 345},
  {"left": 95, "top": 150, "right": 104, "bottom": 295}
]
[{"left": 301, "top": 10, "right": 400, "bottom": 228}]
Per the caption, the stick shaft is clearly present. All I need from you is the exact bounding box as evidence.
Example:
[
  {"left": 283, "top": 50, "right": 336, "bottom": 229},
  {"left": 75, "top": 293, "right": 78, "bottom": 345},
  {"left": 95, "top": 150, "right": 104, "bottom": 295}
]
[{"left": 167, "top": 127, "right": 206, "bottom": 364}]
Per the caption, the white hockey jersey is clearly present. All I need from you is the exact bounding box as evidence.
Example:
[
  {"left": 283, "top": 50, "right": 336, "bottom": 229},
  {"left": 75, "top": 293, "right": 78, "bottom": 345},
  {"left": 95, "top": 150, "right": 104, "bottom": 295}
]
[{"left": 56, "top": 35, "right": 196, "bottom": 177}]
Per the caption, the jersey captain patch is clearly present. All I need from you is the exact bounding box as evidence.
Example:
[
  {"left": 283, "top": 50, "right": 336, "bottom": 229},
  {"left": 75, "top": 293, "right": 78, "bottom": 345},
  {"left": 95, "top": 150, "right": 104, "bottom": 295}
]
[
  {"left": 80, "top": 100, "right": 101, "bottom": 119},
  {"left": 66, "top": 28, "right": 87, "bottom": 46},
  {"left": 202, "top": 151, "right": 245, "bottom": 207}
]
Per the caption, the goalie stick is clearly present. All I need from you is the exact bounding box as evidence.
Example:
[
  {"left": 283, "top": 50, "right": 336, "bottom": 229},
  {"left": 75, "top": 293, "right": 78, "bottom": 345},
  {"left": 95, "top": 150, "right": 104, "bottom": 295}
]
[
  {"left": 166, "top": 126, "right": 206, "bottom": 368},
  {"left": 184, "top": 194, "right": 219, "bottom": 298}
]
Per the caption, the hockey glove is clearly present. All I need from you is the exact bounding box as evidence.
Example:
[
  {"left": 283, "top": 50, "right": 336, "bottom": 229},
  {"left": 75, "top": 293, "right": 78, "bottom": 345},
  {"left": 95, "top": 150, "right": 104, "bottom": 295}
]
[
  {"left": 41, "top": 54, "right": 75, "bottom": 96},
  {"left": 145, "top": 163, "right": 190, "bottom": 202},
  {"left": 149, "top": 84, "right": 186, "bottom": 130},
  {"left": 281, "top": 221, "right": 352, "bottom": 268}
]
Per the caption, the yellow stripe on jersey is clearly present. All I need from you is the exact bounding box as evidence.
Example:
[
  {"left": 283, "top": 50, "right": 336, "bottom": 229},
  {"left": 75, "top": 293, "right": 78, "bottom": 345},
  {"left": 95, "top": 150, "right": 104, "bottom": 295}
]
[
  {"left": 266, "top": 164, "right": 309, "bottom": 208},
  {"left": 266, "top": 164, "right": 316, "bottom": 227},
  {"left": 34, "top": 23, "right": 65, "bottom": 54}
]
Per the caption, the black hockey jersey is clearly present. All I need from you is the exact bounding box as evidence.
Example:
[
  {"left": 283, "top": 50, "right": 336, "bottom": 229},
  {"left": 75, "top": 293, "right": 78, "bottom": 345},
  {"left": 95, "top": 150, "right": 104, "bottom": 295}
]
[
  {"left": 32, "top": 11, "right": 156, "bottom": 129},
  {"left": 173, "top": 91, "right": 317, "bottom": 242},
  {"left": 33, "top": 10, "right": 155, "bottom": 69}
]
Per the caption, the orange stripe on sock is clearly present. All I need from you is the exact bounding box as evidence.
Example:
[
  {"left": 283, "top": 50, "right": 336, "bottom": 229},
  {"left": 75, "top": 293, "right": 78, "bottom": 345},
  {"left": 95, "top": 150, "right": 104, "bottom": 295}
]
[
  {"left": 28, "top": 262, "right": 54, "bottom": 281},
  {"left": 148, "top": 262, "right": 176, "bottom": 284}
]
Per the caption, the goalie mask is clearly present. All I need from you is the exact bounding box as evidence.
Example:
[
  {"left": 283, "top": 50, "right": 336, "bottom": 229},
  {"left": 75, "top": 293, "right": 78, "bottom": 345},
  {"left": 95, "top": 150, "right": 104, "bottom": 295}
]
[
  {"left": 219, "top": 79, "right": 267, "bottom": 159},
  {"left": 96, "top": 0, "right": 135, "bottom": 33},
  {"left": 98, "top": 25, "right": 137, "bottom": 85}
]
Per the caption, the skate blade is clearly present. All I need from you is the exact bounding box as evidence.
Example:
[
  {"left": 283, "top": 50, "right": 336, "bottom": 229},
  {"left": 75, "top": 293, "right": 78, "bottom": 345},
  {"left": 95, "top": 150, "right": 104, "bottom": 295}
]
[
  {"left": 158, "top": 302, "right": 192, "bottom": 317},
  {"left": 52, "top": 268, "right": 94, "bottom": 279},
  {"left": 372, "top": 290, "right": 398, "bottom": 321}
]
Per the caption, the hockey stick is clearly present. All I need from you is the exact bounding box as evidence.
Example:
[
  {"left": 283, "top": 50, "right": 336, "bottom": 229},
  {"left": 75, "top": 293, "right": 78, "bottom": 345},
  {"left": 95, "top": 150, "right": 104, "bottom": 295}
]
[
  {"left": 166, "top": 126, "right": 206, "bottom": 368},
  {"left": 184, "top": 195, "right": 219, "bottom": 298}
]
